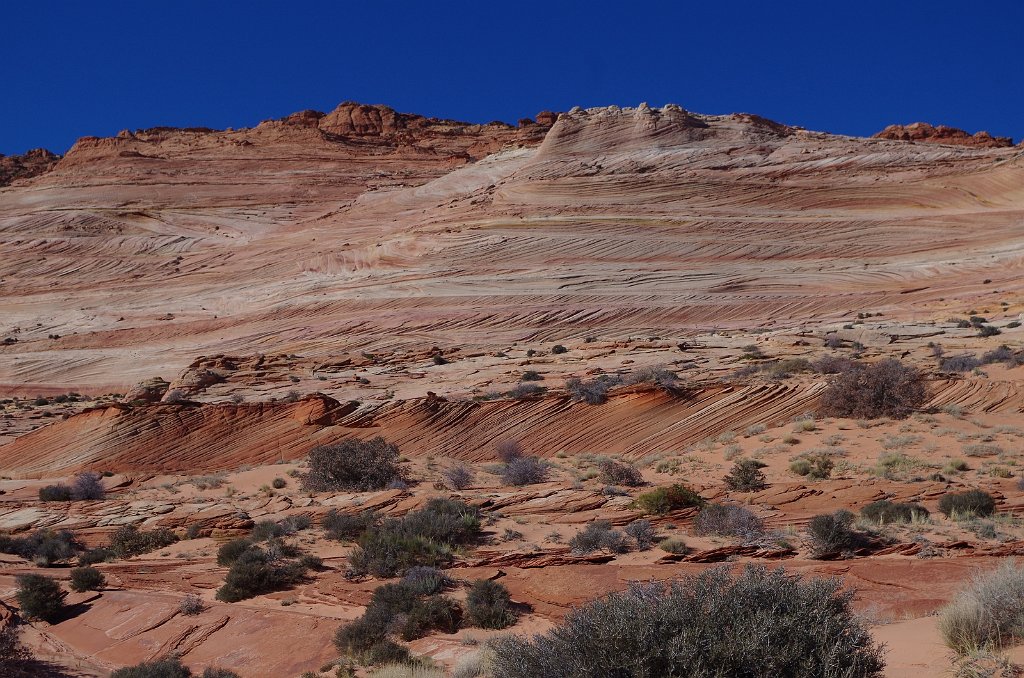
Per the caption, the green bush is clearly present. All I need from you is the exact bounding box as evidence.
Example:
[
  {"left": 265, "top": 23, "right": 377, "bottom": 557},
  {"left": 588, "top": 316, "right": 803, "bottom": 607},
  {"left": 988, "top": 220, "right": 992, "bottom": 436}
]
[
  {"left": 488, "top": 565, "right": 885, "bottom": 677},
  {"left": 216, "top": 538, "right": 254, "bottom": 566},
  {"left": 0, "top": 529, "right": 79, "bottom": 566},
  {"left": 15, "top": 574, "right": 66, "bottom": 622},
  {"left": 302, "top": 437, "right": 404, "bottom": 492},
  {"left": 635, "top": 483, "right": 705, "bottom": 515},
  {"left": 215, "top": 547, "right": 308, "bottom": 602},
  {"left": 724, "top": 458, "right": 768, "bottom": 492},
  {"left": 109, "top": 524, "right": 178, "bottom": 559},
  {"left": 348, "top": 499, "right": 481, "bottom": 578},
  {"left": 860, "top": 500, "right": 928, "bottom": 525},
  {"left": 69, "top": 566, "right": 106, "bottom": 592},
  {"left": 465, "top": 579, "right": 516, "bottom": 630},
  {"left": 938, "top": 489, "right": 996, "bottom": 519}
]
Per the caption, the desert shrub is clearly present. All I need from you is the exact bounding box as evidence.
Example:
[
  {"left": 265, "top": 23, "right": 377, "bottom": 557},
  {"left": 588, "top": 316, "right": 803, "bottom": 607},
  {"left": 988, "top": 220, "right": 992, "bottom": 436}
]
[
  {"left": 624, "top": 519, "right": 656, "bottom": 549},
  {"left": 759, "top": 358, "right": 814, "bottom": 379},
  {"left": 636, "top": 483, "right": 705, "bottom": 515},
  {"left": 335, "top": 580, "right": 461, "bottom": 663},
  {"left": 215, "top": 546, "right": 308, "bottom": 602},
  {"left": 693, "top": 503, "right": 765, "bottom": 540},
  {"left": 15, "top": 574, "right": 66, "bottom": 622},
  {"left": 0, "top": 529, "right": 79, "bottom": 566},
  {"left": 569, "top": 521, "right": 629, "bottom": 555},
  {"left": 818, "top": 358, "right": 926, "bottom": 419},
  {"left": 110, "top": 656, "right": 194, "bottom": 678},
  {"left": 790, "top": 452, "right": 834, "bottom": 480},
  {"left": 942, "top": 354, "right": 982, "bottom": 372},
  {"left": 442, "top": 463, "right": 474, "bottom": 490},
  {"left": 812, "top": 355, "right": 858, "bottom": 374},
  {"left": 495, "top": 440, "right": 524, "bottom": 463},
  {"left": 521, "top": 370, "right": 543, "bottom": 381},
  {"left": 200, "top": 670, "right": 240, "bottom": 678},
  {"left": 251, "top": 520, "right": 287, "bottom": 541},
  {"left": 69, "top": 566, "right": 105, "bottom": 592},
  {"left": 724, "top": 458, "right": 768, "bottom": 492},
  {"left": 348, "top": 499, "right": 481, "bottom": 577},
  {"left": 217, "top": 538, "right": 254, "bottom": 566},
  {"left": 659, "top": 537, "right": 689, "bottom": 554},
  {"left": 978, "top": 325, "right": 1002, "bottom": 338},
  {"left": 551, "top": 344, "right": 568, "bottom": 354},
  {"left": 507, "top": 383, "right": 545, "bottom": 399},
  {"left": 180, "top": 593, "right": 205, "bottom": 616},
  {"left": 71, "top": 472, "right": 105, "bottom": 500},
  {"left": 938, "top": 490, "right": 996, "bottom": 519},
  {"left": 466, "top": 579, "right": 516, "bottom": 629},
  {"left": 565, "top": 377, "right": 610, "bottom": 405},
  {"left": 963, "top": 444, "right": 1003, "bottom": 457},
  {"left": 981, "top": 345, "right": 1014, "bottom": 364},
  {"left": 501, "top": 456, "right": 548, "bottom": 486},
  {"left": 271, "top": 477, "right": 286, "bottom": 489},
  {"left": 488, "top": 565, "right": 885, "bottom": 678},
  {"left": 109, "top": 524, "right": 178, "bottom": 559},
  {"left": 78, "top": 547, "right": 114, "bottom": 566},
  {"left": 624, "top": 365, "right": 678, "bottom": 388},
  {"left": 807, "top": 510, "right": 857, "bottom": 558},
  {"left": 302, "top": 437, "right": 404, "bottom": 492},
  {"left": 38, "top": 483, "right": 73, "bottom": 501},
  {"left": 0, "top": 623, "right": 31, "bottom": 673},
  {"left": 860, "top": 500, "right": 929, "bottom": 525},
  {"left": 939, "top": 560, "right": 1024, "bottom": 655},
  {"left": 597, "top": 459, "right": 643, "bottom": 487},
  {"left": 401, "top": 566, "right": 452, "bottom": 596},
  {"left": 323, "top": 509, "right": 380, "bottom": 542}
]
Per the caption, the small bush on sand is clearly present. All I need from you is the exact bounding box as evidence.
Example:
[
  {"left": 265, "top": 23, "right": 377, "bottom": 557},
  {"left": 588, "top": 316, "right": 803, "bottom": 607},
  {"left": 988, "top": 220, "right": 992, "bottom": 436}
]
[
  {"left": 0, "top": 529, "right": 79, "bottom": 566},
  {"left": 442, "top": 463, "right": 475, "bottom": 490},
  {"left": 271, "top": 477, "right": 287, "bottom": 489},
  {"left": 807, "top": 510, "right": 857, "bottom": 558},
  {"left": 401, "top": 566, "right": 453, "bottom": 596},
  {"left": 495, "top": 440, "right": 524, "bottom": 463},
  {"left": 636, "top": 484, "right": 705, "bottom": 515},
  {"left": 180, "top": 593, "right": 205, "bottom": 616},
  {"left": 71, "top": 472, "right": 105, "bottom": 500},
  {"left": 565, "top": 377, "right": 611, "bottom": 405},
  {"left": 15, "top": 574, "right": 66, "bottom": 622},
  {"left": 215, "top": 547, "right": 309, "bottom": 602},
  {"left": 693, "top": 503, "right": 765, "bottom": 540},
  {"left": 109, "top": 524, "right": 178, "bottom": 559},
  {"left": 348, "top": 499, "right": 481, "bottom": 578},
  {"left": 819, "top": 359, "right": 927, "bottom": 419},
  {"left": 302, "top": 437, "right": 404, "bottom": 492},
  {"left": 597, "top": 460, "right": 643, "bottom": 487},
  {"left": 466, "top": 579, "right": 516, "bottom": 629},
  {"left": 38, "top": 484, "right": 73, "bottom": 502},
  {"left": 69, "top": 566, "right": 105, "bottom": 592},
  {"left": 501, "top": 456, "right": 548, "bottom": 486},
  {"left": 323, "top": 509, "right": 380, "bottom": 542},
  {"left": 488, "top": 565, "right": 885, "bottom": 678},
  {"left": 939, "top": 560, "right": 1024, "bottom": 655},
  {"left": 217, "top": 538, "right": 254, "bottom": 566},
  {"left": 724, "top": 458, "right": 768, "bottom": 492},
  {"left": 938, "top": 490, "right": 996, "bottom": 519},
  {"left": 860, "top": 500, "right": 929, "bottom": 525},
  {"left": 568, "top": 521, "right": 629, "bottom": 555},
  {"left": 624, "top": 519, "right": 656, "bottom": 549}
]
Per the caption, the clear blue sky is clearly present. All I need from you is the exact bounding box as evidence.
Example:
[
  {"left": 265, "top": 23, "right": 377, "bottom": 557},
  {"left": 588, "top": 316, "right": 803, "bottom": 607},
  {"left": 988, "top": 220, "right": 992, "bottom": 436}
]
[{"left": 4, "top": 0, "right": 1022, "bottom": 155}]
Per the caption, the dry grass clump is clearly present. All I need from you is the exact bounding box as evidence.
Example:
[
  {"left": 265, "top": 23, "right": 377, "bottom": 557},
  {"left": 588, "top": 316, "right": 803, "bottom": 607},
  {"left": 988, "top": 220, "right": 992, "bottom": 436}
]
[
  {"left": 939, "top": 560, "right": 1024, "bottom": 655},
  {"left": 303, "top": 437, "right": 405, "bottom": 492}
]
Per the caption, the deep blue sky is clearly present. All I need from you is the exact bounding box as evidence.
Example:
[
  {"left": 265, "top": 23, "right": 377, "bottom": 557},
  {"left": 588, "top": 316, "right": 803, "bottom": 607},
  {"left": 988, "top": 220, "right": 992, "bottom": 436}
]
[{"left": 4, "top": 1, "right": 1023, "bottom": 155}]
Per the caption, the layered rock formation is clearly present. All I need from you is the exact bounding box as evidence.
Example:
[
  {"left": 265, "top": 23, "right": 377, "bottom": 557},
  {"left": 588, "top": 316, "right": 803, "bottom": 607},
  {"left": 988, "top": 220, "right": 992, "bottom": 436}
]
[{"left": 873, "top": 122, "right": 1014, "bottom": 147}]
